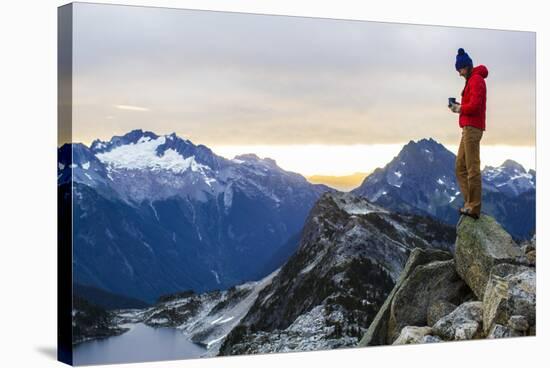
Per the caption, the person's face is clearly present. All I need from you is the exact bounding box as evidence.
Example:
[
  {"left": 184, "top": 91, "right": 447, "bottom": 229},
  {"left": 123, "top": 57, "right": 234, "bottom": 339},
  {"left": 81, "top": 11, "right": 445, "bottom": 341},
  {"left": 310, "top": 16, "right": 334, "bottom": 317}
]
[{"left": 458, "top": 67, "right": 469, "bottom": 78}]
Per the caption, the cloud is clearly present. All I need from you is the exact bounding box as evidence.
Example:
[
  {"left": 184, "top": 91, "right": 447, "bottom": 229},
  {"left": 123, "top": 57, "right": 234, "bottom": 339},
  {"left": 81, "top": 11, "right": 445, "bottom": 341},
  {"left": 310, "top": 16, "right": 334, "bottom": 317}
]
[
  {"left": 114, "top": 104, "right": 150, "bottom": 112},
  {"left": 72, "top": 3, "right": 535, "bottom": 149}
]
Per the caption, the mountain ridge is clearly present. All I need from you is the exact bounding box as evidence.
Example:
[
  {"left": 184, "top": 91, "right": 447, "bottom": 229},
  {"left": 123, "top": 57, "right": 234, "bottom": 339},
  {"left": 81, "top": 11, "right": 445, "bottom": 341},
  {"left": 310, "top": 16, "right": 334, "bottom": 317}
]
[
  {"left": 351, "top": 138, "right": 535, "bottom": 240},
  {"left": 217, "top": 191, "right": 456, "bottom": 354}
]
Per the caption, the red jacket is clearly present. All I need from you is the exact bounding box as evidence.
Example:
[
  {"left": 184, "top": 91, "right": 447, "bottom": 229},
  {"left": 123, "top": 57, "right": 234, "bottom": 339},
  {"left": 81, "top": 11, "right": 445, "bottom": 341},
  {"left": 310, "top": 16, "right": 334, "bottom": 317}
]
[{"left": 459, "top": 65, "right": 489, "bottom": 130}]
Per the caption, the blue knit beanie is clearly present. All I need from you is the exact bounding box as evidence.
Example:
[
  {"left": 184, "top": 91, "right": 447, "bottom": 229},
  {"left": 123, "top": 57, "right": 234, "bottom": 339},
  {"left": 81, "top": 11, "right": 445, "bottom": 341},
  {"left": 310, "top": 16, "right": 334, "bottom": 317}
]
[{"left": 455, "top": 48, "right": 473, "bottom": 70}]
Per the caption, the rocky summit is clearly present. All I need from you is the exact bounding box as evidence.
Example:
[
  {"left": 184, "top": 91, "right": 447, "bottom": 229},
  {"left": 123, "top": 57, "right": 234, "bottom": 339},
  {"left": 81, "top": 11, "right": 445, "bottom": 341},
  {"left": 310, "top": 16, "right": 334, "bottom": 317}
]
[
  {"left": 455, "top": 215, "right": 523, "bottom": 299},
  {"left": 358, "top": 214, "right": 536, "bottom": 347}
]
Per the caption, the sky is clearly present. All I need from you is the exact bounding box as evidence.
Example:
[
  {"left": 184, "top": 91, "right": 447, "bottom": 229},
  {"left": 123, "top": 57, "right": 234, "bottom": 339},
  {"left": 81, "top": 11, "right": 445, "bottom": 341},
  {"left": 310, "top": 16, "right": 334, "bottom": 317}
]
[{"left": 70, "top": 3, "right": 536, "bottom": 176}]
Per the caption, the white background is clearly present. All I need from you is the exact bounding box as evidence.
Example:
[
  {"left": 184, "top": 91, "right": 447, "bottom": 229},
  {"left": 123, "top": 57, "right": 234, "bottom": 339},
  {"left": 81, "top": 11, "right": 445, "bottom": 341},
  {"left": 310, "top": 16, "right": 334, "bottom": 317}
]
[{"left": 0, "top": 0, "right": 546, "bottom": 367}]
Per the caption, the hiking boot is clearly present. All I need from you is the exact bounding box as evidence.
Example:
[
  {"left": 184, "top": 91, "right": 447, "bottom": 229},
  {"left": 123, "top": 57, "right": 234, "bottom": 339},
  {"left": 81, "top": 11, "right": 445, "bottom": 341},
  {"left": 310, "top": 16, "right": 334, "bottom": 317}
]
[{"left": 459, "top": 207, "right": 479, "bottom": 220}]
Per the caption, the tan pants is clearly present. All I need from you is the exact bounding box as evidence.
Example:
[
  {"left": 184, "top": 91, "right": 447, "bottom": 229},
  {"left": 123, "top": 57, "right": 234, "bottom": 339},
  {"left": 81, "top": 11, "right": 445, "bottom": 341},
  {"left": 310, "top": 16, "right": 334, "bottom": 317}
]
[{"left": 455, "top": 126, "right": 483, "bottom": 216}]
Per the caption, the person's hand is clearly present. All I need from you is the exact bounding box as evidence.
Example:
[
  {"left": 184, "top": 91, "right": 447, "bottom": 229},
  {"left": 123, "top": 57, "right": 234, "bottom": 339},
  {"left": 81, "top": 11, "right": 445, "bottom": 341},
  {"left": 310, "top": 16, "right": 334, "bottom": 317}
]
[{"left": 450, "top": 103, "right": 461, "bottom": 113}]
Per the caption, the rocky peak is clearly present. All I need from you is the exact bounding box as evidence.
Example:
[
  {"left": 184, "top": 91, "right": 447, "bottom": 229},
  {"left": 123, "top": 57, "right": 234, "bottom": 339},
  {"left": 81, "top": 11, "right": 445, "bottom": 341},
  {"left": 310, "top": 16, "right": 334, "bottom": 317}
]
[
  {"left": 218, "top": 191, "right": 455, "bottom": 354},
  {"left": 359, "top": 214, "right": 535, "bottom": 347},
  {"left": 455, "top": 215, "right": 523, "bottom": 299},
  {"left": 501, "top": 159, "right": 526, "bottom": 173},
  {"left": 233, "top": 153, "right": 279, "bottom": 169},
  {"left": 90, "top": 129, "right": 160, "bottom": 153}
]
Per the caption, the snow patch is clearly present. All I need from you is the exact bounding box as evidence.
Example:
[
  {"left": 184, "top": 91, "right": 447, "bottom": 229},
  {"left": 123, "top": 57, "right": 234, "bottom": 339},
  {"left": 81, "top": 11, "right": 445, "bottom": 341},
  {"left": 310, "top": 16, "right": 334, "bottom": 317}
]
[
  {"left": 217, "top": 316, "right": 234, "bottom": 324},
  {"left": 343, "top": 205, "right": 378, "bottom": 215},
  {"left": 371, "top": 188, "right": 387, "bottom": 202},
  {"left": 223, "top": 185, "right": 234, "bottom": 211},
  {"left": 143, "top": 241, "right": 153, "bottom": 253},
  {"left": 300, "top": 254, "right": 324, "bottom": 275},
  {"left": 210, "top": 316, "right": 224, "bottom": 325},
  {"left": 150, "top": 201, "right": 160, "bottom": 221},
  {"left": 510, "top": 173, "right": 533, "bottom": 181},
  {"left": 94, "top": 142, "right": 106, "bottom": 149},
  {"left": 204, "top": 176, "right": 217, "bottom": 188},
  {"left": 96, "top": 136, "right": 209, "bottom": 174},
  {"left": 211, "top": 270, "right": 221, "bottom": 284},
  {"left": 206, "top": 334, "right": 229, "bottom": 349},
  {"left": 105, "top": 228, "right": 114, "bottom": 240},
  {"left": 148, "top": 317, "right": 169, "bottom": 324},
  {"left": 332, "top": 193, "right": 388, "bottom": 215},
  {"left": 81, "top": 161, "right": 90, "bottom": 170}
]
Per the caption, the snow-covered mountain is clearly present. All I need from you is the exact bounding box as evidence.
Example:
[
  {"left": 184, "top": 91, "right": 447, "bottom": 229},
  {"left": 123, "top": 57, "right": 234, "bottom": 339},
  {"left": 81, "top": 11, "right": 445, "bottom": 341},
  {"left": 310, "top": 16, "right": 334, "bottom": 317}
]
[
  {"left": 351, "top": 138, "right": 535, "bottom": 240},
  {"left": 483, "top": 159, "right": 536, "bottom": 197},
  {"left": 352, "top": 138, "right": 459, "bottom": 215},
  {"left": 61, "top": 129, "right": 319, "bottom": 205},
  {"left": 59, "top": 129, "right": 335, "bottom": 303}
]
